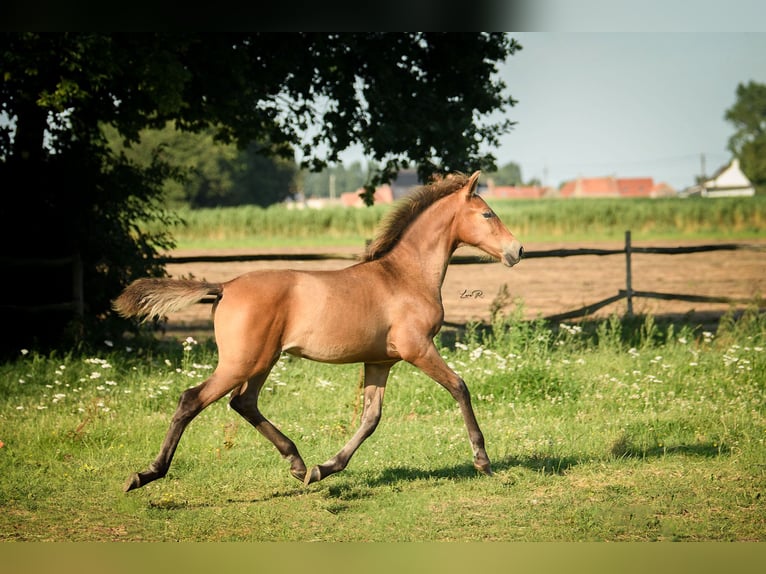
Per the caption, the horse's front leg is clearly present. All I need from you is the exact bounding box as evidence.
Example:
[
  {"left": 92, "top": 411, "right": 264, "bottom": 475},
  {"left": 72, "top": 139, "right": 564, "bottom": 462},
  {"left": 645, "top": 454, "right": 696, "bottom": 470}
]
[
  {"left": 406, "top": 342, "right": 492, "bottom": 475},
  {"left": 305, "top": 362, "right": 393, "bottom": 484}
]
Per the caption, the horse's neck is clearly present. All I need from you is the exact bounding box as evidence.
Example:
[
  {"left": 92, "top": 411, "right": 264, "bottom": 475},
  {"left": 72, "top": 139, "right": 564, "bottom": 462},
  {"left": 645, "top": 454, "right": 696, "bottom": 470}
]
[{"left": 383, "top": 199, "right": 457, "bottom": 292}]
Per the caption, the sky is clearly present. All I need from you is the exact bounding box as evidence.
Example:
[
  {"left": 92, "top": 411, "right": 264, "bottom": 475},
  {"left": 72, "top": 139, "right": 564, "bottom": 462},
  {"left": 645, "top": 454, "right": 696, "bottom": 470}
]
[
  {"left": 491, "top": 32, "right": 766, "bottom": 190},
  {"left": 327, "top": 2, "right": 766, "bottom": 192}
]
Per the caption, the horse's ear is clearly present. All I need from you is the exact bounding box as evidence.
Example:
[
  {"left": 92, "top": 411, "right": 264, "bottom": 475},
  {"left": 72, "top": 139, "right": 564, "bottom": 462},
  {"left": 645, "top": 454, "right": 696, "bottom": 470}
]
[{"left": 466, "top": 171, "right": 481, "bottom": 197}]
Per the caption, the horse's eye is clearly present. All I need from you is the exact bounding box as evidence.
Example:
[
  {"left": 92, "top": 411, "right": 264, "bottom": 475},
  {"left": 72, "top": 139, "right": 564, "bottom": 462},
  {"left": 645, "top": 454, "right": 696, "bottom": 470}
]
[{"left": 482, "top": 211, "right": 495, "bottom": 219}]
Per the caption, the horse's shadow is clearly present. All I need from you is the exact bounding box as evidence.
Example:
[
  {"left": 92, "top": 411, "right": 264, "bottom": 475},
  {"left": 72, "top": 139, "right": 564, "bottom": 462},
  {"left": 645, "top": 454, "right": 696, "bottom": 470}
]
[
  {"left": 221, "top": 455, "right": 569, "bottom": 505},
  {"left": 363, "top": 453, "right": 581, "bottom": 489},
  {"left": 348, "top": 440, "right": 729, "bottom": 492},
  {"left": 186, "top": 441, "right": 727, "bottom": 507}
]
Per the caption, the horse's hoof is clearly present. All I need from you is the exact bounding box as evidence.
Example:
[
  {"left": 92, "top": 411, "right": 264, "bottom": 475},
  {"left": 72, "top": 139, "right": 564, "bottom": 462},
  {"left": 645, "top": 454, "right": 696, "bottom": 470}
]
[
  {"left": 290, "top": 468, "right": 307, "bottom": 482},
  {"left": 304, "top": 466, "right": 322, "bottom": 486},
  {"left": 123, "top": 473, "right": 142, "bottom": 492}
]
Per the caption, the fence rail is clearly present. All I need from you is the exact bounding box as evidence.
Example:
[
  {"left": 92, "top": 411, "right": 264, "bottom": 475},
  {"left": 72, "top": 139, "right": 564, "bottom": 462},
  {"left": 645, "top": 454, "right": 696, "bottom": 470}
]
[
  {"left": 535, "top": 233, "right": 764, "bottom": 322},
  {"left": 162, "top": 233, "right": 765, "bottom": 323},
  {"left": 6, "top": 236, "right": 761, "bottom": 325},
  {"left": 159, "top": 241, "right": 763, "bottom": 266}
]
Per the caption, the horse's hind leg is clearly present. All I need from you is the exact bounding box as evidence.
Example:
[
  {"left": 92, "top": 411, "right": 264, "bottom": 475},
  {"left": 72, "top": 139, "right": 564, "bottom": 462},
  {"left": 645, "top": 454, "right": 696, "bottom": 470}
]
[
  {"left": 305, "top": 362, "right": 392, "bottom": 485},
  {"left": 124, "top": 370, "right": 243, "bottom": 492},
  {"left": 229, "top": 372, "right": 308, "bottom": 482}
]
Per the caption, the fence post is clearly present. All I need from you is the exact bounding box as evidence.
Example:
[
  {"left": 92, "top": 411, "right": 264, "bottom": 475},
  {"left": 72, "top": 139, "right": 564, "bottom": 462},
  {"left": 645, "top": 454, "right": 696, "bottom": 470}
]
[{"left": 625, "top": 230, "right": 633, "bottom": 316}]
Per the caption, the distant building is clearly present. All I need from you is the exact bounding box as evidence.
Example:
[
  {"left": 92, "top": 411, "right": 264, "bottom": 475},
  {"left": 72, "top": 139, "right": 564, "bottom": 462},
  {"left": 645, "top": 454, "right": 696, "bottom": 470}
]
[
  {"left": 341, "top": 169, "right": 419, "bottom": 207},
  {"left": 340, "top": 184, "right": 394, "bottom": 207},
  {"left": 389, "top": 169, "right": 419, "bottom": 200},
  {"left": 559, "top": 176, "right": 675, "bottom": 198},
  {"left": 482, "top": 181, "right": 550, "bottom": 199},
  {"left": 683, "top": 158, "right": 755, "bottom": 198}
]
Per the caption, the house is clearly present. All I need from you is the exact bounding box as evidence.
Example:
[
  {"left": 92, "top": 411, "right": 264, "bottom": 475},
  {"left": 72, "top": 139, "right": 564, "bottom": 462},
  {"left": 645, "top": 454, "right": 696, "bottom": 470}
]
[
  {"left": 650, "top": 182, "right": 677, "bottom": 198},
  {"left": 617, "top": 178, "right": 655, "bottom": 197},
  {"left": 684, "top": 158, "right": 755, "bottom": 198},
  {"left": 560, "top": 177, "right": 621, "bottom": 198},
  {"left": 340, "top": 169, "right": 420, "bottom": 207},
  {"left": 389, "top": 169, "right": 419, "bottom": 200},
  {"left": 340, "top": 184, "right": 394, "bottom": 207},
  {"left": 559, "top": 176, "right": 674, "bottom": 198},
  {"left": 482, "top": 183, "right": 549, "bottom": 199}
]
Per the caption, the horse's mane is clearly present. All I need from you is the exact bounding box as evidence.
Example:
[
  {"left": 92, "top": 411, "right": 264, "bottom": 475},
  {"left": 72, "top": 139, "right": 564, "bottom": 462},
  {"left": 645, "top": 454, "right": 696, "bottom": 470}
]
[{"left": 363, "top": 172, "right": 470, "bottom": 262}]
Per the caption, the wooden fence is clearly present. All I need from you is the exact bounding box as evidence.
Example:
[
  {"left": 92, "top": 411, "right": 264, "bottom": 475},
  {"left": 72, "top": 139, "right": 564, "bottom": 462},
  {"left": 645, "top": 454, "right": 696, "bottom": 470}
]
[
  {"left": 6, "top": 235, "right": 760, "bottom": 324},
  {"left": 160, "top": 231, "right": 765, "bottom": 324}
]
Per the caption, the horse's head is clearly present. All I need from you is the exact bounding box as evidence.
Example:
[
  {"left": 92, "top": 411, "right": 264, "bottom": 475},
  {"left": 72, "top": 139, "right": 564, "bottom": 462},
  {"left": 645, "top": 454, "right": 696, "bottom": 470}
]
[{"left": 453, "top": 171, "right": 524, "bottom": 267}]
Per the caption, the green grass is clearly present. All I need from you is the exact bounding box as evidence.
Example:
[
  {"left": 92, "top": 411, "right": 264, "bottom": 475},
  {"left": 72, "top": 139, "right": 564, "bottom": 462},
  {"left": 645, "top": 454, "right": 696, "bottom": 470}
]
[
  {"left": 1, "top": 307, "right": 764, "bottom": 541},
  {"left": 153, "top": 195, "right": 766, "bottom": 250}
]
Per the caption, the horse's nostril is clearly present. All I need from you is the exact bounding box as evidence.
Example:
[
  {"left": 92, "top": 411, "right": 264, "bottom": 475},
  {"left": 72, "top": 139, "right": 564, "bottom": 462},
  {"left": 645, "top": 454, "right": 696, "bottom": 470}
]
[{"left": 518, "top": 246, "right": 524, "bottom": 259}]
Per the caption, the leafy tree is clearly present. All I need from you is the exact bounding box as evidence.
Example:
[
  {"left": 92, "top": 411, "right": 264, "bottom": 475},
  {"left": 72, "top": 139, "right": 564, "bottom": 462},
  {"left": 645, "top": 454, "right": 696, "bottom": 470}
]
[
  {"left": 485, "top": 160, "right": 523, "bottom": 186},
  {"left": 0, "top": 32, "right": 519, "bottom": 351},
  {"left": 225, "top": 142, "right": 297, "bottom": 208},
  {"left": 725, "top": 81, "right": 766, "bottom": 192},
  {"left": 108, "top": 124, "right": 297, "bottom": 207}
]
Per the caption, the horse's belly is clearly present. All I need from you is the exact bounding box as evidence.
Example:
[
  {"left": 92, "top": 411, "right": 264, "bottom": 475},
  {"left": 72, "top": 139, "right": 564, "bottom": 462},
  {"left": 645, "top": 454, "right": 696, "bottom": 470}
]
[
  {"left": 281, "top": 320, "right": 390, "bottom": 363},
  {"left": 281, "top": 341, "right": 390, "bottom": 363}
]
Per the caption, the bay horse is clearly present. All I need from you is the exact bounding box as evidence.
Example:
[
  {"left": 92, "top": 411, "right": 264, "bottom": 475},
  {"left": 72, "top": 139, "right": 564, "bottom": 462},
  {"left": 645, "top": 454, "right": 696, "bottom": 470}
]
[{"left": 114, "top": 171, "right": 523, "bottom": 492}]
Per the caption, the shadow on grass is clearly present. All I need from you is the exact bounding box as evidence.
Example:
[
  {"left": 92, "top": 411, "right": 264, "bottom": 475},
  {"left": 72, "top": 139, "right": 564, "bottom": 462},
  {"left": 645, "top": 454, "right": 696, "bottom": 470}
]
[
  {"left": 610, "top": 441, "right": 728, "bottom": 460},
  {"left": 362, "top": 440, "right": 730, "bottom": 488},
  {"left": 153, "top": 440, "right": 730, "bottom": 509},
  {"left": 363, "top": 453, "right": 582, "bottom": 487}
]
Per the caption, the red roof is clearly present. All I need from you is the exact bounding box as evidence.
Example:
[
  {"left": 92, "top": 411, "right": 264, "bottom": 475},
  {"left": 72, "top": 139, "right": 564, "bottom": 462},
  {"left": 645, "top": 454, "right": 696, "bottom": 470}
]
[
  {"left": 618, "top": 178, "right": 654, "bottom": 197},
  {"left": 560, "top": 177, "right": 655, "bottom": 198},
  {"left": 484, "top": 185, "right": 546, "bottom": 199},
  {"left": 341, "top": 184, "right": 394, "bottom": 207}
]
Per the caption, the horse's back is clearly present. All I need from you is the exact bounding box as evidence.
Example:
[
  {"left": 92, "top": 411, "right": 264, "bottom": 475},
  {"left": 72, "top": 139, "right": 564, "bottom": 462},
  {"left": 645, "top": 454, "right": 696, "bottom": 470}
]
[{"left": 213, "top": 265, "right": 395, "bottom": 364}]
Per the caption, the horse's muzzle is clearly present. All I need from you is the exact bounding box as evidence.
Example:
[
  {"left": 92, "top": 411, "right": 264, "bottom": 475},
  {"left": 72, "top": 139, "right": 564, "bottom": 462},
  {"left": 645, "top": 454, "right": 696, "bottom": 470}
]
[{"left": 502, "top": 242, "right": 524, "bottom": 267}]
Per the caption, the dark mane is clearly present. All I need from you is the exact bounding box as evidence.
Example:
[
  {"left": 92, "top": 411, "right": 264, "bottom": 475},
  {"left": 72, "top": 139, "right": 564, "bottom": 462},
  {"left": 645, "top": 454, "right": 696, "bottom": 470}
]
[{"left": 363, "top": 173, "right": 470, "bottom": 262}]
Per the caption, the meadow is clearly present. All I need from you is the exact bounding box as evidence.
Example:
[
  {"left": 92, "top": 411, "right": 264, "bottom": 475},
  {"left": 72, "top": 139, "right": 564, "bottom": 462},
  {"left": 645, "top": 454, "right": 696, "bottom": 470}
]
[
  {"left": 151, "top": 195, "right": 766, "bottom": 249},
  {"left": 1, "top": 305, "right": 763, "bottom": 542},
  {"left": 2, "top": 195, "right": 765, "bottom": 544}
]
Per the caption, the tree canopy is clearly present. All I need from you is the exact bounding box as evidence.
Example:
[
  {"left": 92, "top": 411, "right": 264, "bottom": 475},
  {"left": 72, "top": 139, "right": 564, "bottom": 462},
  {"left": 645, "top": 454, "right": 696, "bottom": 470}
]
[
  {"left": 726, "top": 80, "right": 766, "bottom": 191},
  {"left": 0, "top": 32, "right": 520, "bottom": 351},
  {"left": 106, "top": 124, "right": 298, "bottom": 207},
  {"left": 485, "top": 161, "right": 523, "bottom": 186}
]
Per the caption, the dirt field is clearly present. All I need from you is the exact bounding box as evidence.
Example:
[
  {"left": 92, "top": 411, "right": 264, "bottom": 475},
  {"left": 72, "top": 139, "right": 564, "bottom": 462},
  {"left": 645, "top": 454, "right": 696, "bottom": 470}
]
[{"left": 160, "top": 239, "right": 765, "bottom": 336}]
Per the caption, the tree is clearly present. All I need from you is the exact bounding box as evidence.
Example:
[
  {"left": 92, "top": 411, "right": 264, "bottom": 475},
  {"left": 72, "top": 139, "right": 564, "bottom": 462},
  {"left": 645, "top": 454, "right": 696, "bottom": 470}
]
[
  {"left": 0, "top": 33, "right": 520, "bottom": 351},
  {"left": 485, "top": 161, "right": 523, "bottom": 186},
  {"left": 108, "top": 124, "right": 298, "bottom": 207},
  {"left": 725, "top": 81, "right": 766, "bottom": 191}
]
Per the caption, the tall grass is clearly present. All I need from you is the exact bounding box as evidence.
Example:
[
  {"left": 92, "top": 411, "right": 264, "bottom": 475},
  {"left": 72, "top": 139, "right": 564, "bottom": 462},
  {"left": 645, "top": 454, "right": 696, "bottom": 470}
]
[
  {"left": 149, "top": 196, "right": 766, "bottom": 249},
  {"left": 1, "top": 307, "right": 764, "bottom": 541},
  {"left": 492, "top": 195, "right": 766, "bottom": 242},
  {"left": 151, "top": 203, "right": 388, "bottom": 249}
]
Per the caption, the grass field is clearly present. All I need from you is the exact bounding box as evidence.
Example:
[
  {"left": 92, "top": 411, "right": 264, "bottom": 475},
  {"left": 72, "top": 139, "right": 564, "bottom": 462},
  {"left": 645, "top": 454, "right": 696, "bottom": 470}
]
[
  {"left": 151, "top": 195, "right": 766, "bottom": 249},
  {"left": 1, "top": 306, "right": 763, "bottom": 542}
]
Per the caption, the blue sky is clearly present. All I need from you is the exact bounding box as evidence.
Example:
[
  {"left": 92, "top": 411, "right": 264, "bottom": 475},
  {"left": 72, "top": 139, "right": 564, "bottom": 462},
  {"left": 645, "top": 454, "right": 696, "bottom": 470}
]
[{"left": 493, "top": 32, "right": 766, "bottom": 190}]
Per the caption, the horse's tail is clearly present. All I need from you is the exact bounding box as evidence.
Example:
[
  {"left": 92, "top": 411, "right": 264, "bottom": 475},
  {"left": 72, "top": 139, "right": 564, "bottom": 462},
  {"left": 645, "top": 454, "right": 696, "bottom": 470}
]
[{"left": 113, "top": 278, "right": 223, "bottom": 321}]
